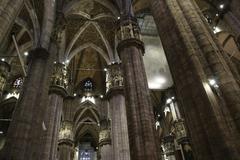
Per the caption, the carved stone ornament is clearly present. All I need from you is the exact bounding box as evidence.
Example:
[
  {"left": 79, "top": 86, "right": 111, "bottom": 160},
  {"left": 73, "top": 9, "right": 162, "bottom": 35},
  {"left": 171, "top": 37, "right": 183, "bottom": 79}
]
[
  {"left": 174, "top": 119, "right": 187, "bottom": 143},
  {"left": 117, "top": 16, "right": 141, "bottom": 42},
  {"left": 59, "top": 121, "right": 74, "bottom": 141},
  {"left": 51, "top": 62, "right": 68, "bottom": 89},
  {"left": 99, "top": 129, "right": 111, "bottom": 146},
  {"left": 106, "top": 64, "right": 123, "bottom": 92}
]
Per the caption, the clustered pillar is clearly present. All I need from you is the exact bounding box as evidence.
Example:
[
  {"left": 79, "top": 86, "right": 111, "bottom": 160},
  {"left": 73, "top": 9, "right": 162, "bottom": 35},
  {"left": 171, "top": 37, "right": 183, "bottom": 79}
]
[
  {"left": 0, "top": 47, "right": 54, "bottom": 160},
  {"left": 58, "top": 121, "right": 75, "bottom": 160},
  {"left": 116, "top": 16, "right": 160, "bottom": 160},
  {"left": 150, "top": 0, "right": 240, "bottom": 159},
  {"left": 106, "top": 64, "right": 130, "bottom": 160},
  {"left": 41, "top": 62, "right": 68, "bottom": 160},
  {"left": 98, "top": 118, "right": 112, "bottom": 160}
]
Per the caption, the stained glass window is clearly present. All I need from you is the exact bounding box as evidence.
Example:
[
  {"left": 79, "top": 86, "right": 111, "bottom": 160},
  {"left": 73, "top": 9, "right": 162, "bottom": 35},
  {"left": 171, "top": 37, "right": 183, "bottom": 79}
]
[
  {"left": 83, "top": 79, "right": 93, "bottom": 91},
  {"left": 13, "top": 77, "right": 23, "bottom": 88}
]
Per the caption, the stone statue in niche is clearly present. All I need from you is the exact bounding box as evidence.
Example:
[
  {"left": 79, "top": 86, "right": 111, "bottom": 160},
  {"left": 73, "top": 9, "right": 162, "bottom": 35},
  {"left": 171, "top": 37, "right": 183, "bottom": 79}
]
[
  {"left": 106, "top": 65, "right": 123, "bottom": 91},
  {"left": 51, "top": 63, "right": 68, "bottom": 89}
]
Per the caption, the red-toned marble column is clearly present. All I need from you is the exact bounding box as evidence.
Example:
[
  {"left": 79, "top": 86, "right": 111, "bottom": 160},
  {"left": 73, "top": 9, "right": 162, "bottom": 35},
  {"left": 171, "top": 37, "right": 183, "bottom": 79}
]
[
  {"left": 116, "top": 16, "right": 160, "bottom": 160},
  {"left": 106, "top": 64, "right": 130, "bottom": 160}
]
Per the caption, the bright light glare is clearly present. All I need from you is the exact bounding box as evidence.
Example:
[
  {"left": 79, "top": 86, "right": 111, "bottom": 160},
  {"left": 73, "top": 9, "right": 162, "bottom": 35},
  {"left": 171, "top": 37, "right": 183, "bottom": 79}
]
[
  {"left": 81, "top": 96, "right": 95, "bottom": 104},
  {"left": 24, "top": 52, "right": 29, "bottom": 56},
  {"left": 6, "top": 92, "right": 19, "bottom": 99},
  {"left": 219, "top": 4, "right": 224, "bottom": 9},
  {"left": 166, "top": 98, "right": 172, "bottom": 104},
  {"left": 209, "top": 79, "right": 216, "bottom": 86},
  {"left": 213, "top": 26, "right": 221, "bottom": 34}
]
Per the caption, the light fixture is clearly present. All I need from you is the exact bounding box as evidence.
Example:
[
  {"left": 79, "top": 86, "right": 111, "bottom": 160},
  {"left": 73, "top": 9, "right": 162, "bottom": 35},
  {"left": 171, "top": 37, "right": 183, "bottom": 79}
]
[
  {"left": 24, "top": 52, "right": 28, "bottom": 56},
  {"left": 117, "top": 16, "right": 120, "bottom": 20},
  {"left": 104, "top": 68, "right": 107, "bottom": 72},
  {"left": 1, "top": 58, "right": 5, "bottom": 62},
  {"left": 65, "top": 59, "right": 70, "bottom": 64},
  {"left": 219, "top": 4, "right": 225, "bottom": 9},
  {"left": 209, "top": 79, "right": 216, "bottom": 86},
  {"left": 171, "top": 97, "right": 175, "bottom": 100},
  {"left": 166, "top": 98, "right": 172, "bottom": 104},
  {"left": 100, "top": 95, "right": 104, "bottom": 98},
  {"left": 216, "top": 13, "right": 219, "bottom": 17},
  {"left": 213, "top": 26, "right": 221, "bottom": 34},
  {"left": 208, "top": 78, "right": 219, "bottom": 88},
  {"left": 73, "top": 93, "right": 77, "bottom": 96}
]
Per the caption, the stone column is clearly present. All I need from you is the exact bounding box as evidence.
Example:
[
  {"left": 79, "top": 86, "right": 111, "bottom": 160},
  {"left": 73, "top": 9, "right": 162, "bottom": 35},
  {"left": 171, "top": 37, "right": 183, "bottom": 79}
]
[
  {"left": 224, "top": 12, "right": 240, "bottom": 46},
  {"left": 106, "top": 64, "right": 130, "bottom": 160},
  {"left": 41, "top": 62, "right": 68, "bottom": 160},
  {"left": 0, "top": 47, "right": 55, "bottom": 160},
  {"left": 116, "top": 16, "right": 159, "bottom": 160},
  {"left": 0, "top": 0, "right": 24, "bottom": 46},
  {"left": 174, "top": 120, "right": 194, "bottom": 160},
  {"left": 58, "top": 121, "right": 75, "bottom": 160},
  {"left": 150, "top": 0, "right": 240, "bottom": 159},
  {"left": 230, "top": 0, "right": 240, "bottom": 22},
  {"left": 99, "top": 118, "right": 112, "bottom": 160},
  {"left": 162, "top": 135, "right": 176, "bottom": 160},
  {"left": 0, "top": 61, "right": 10, "bottom": 99}
]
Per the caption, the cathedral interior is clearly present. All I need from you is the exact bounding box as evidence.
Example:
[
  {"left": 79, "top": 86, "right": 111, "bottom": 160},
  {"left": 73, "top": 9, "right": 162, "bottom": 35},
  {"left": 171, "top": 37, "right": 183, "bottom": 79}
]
[{"left": 0, "top": 0, "right": 240, "bottom": 160}]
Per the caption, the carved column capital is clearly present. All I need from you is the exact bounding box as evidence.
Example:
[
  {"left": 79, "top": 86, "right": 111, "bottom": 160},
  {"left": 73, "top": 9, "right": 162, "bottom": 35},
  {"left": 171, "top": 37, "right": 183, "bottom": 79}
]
[
  {"left": 116, "top": 16, "right": 145, "bottom": 54},
  {"left": 99, "top": 118, "right": 111, "bottom": 146},
  {"left": 174, "top": 119, "right": 188, "bottom": 143},
  {"left": 106, "top": 63, "right": 124, "bottom": 95},
  {"left": 49, "top": 62, "right": 68, "bottom": 97},
  {"left": 59, "top": 121, "right": 74, "bottom": 143}
]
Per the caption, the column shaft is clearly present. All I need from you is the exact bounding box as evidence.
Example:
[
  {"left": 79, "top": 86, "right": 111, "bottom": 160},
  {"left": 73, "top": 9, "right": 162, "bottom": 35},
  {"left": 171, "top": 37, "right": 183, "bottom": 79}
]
[
  {"left": 150, "top": 0, "right": 240, "bottom": 159},
  {"left": 58, "top": 142, "right": 74, "bottom": 160},
  {"left": 117, "top": 17, "right": 159, "bottom": 160},
  {"left": 100, "top": 144, "right": 112, "bottom": 160},
  {"left": 0, "top": 47, "right": 54, "bottom": 160},
  {"left": 41, "top": 93, "right": 64, "bottom": 160},
  {"left": 109, "top": 92, "right": 130, "bottom": 160}
]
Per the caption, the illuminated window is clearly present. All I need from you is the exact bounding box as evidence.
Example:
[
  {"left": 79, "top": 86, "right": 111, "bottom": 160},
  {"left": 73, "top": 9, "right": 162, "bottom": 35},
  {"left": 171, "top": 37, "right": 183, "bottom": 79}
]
[
  {"left": 83, "top": 79, "right": 94, "bottom": 92},
  {"left": 80, "top": 150, "right": 91, "bottom": 160},
  {"left": 13, "top": 77, "right": 23, "bottom": 88}
]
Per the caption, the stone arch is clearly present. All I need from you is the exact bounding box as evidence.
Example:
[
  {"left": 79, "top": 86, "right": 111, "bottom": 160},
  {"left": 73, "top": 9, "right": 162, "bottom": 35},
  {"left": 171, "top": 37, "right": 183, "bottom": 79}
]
[{"left": 68, "top": 43, "right": 111, "bottom": 65}]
